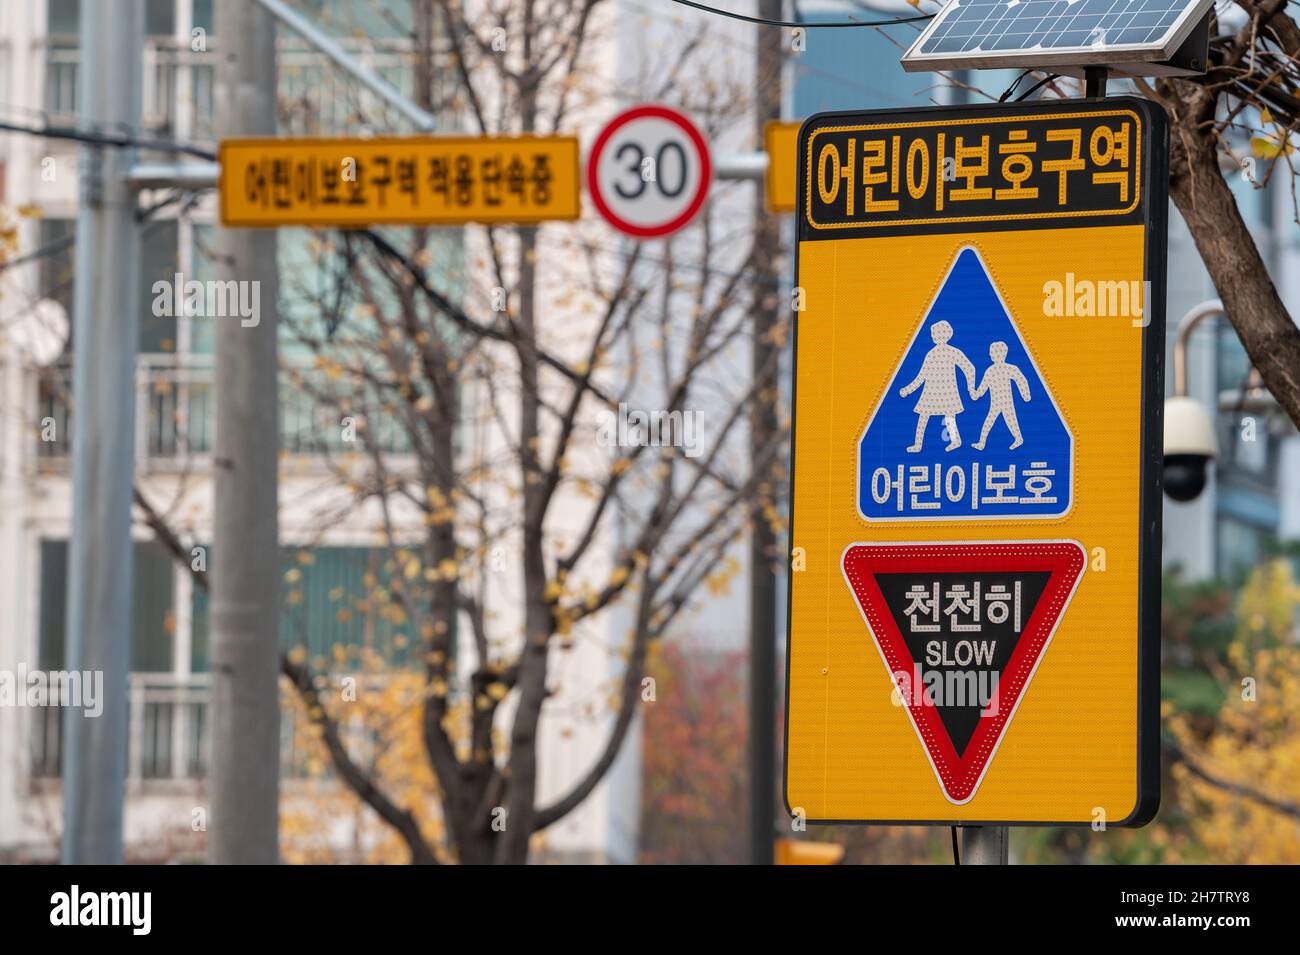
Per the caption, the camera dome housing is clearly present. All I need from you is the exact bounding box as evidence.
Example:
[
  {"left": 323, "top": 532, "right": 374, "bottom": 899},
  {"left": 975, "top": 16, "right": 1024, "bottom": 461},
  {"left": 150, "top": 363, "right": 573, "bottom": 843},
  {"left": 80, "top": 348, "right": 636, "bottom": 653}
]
[{"left": 1162, "top": 396, "right": 1218, "bottom": 502}]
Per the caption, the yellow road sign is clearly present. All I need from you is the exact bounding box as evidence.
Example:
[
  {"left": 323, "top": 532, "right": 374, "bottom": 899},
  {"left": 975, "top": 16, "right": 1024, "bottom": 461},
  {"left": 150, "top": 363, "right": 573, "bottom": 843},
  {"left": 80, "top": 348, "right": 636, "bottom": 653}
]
[
  {"left": 784, "top": 99, "right": 1166, "bottom": 826},
  {"left": 218, "top": 135, "right": 580, "bottom": 227},
  {"left": 764, "top": 120, "right": 800, "bottom": 214},
  {"left": 775, "top": 838, "right": 845, "bottom": 865}
]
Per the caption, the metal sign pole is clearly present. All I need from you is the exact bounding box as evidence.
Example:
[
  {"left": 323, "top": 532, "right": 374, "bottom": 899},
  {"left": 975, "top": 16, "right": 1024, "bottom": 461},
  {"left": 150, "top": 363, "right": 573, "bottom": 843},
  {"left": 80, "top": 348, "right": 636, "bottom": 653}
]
[
  {"left": 61, "top": 0, "right": 143, "bottom": 865},
  {"left": 961, "top": 826, "right": 1009, "bottom": 864},
  {"left": 253, "top": 0, "right": 436, "bottom": 131}
]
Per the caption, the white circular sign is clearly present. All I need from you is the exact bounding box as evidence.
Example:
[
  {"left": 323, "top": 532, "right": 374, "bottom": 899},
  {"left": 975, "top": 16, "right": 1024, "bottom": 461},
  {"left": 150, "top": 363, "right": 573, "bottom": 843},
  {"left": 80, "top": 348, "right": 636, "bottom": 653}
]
[{"left": 587, "top": 105, "right": 712, "bottom": 239}]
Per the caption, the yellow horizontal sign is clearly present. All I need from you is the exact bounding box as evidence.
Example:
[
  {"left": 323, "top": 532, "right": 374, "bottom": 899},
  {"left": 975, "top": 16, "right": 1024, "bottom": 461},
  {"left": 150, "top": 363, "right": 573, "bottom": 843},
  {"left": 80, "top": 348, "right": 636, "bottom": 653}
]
[
  {"left": 803, "top": 108, "right": 1142, "bottom": 234},
  {"left": 219, "top": 135, "right": 580, "bottom": 227},
  {"left": 765, "top": 120, "right": 800, "bottom": 214}
]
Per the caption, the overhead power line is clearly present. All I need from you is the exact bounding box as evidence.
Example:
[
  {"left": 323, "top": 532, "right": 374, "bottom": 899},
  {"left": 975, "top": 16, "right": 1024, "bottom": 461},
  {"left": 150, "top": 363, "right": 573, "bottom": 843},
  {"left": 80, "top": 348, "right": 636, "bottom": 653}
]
[
  {"left": 667, "top": 0, "right": 933, "bottom": 28},
  {"left": 0, "top": 118, "right": 216, "bottom": 161}
]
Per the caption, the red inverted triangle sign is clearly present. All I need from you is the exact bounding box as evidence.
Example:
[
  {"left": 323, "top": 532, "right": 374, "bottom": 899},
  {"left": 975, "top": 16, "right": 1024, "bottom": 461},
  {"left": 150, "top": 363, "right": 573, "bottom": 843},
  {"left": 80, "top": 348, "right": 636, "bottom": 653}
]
[{"left": 841, "top": 541, "right": 1086, "bottom": 805}]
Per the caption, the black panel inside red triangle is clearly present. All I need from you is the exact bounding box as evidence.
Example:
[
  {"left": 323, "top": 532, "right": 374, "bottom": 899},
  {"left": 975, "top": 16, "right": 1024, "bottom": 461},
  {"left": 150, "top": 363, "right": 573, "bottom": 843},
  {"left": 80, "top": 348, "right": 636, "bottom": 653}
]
[{"left": 874, "top": 571, "right": 1050, "bottom": 757}]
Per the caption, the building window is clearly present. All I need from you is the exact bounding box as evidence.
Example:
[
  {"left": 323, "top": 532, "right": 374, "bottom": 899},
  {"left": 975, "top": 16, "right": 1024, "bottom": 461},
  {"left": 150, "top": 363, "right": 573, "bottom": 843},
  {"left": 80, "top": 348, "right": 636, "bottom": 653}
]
[
  {"left": 141, "top": 219, "right": 180, "bottom": 355},
  {"left": 1215, "top": 323, "right": 1276, "bottom": 485},
  {"left": 190, "top": 546, "right": 421, "bottom": 673},
  {"left": 37, "top": 539, "right": 176, "bottom": 673},
  {"left": 38, "top": 217, "right": 182, "bottom": 357},
  {"left": 1216, "top": 517, "right": 1274, "bottom": 580},
  {"left": 47, "top": 0, "right": 177, "bottom": 36},
  {"left": 47, "top": 0, "right": 80, "bottom": 37},
  {"left": 193, "top": 0, "right": 214, "bottom": 34}
]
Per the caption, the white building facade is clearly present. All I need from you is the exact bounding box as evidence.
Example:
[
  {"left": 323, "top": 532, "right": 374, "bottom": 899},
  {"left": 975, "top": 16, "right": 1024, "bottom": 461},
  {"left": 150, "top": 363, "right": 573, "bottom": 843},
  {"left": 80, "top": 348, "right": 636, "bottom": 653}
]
[{"left": 0, "top": 0, "right": 768, "bottom": 864}]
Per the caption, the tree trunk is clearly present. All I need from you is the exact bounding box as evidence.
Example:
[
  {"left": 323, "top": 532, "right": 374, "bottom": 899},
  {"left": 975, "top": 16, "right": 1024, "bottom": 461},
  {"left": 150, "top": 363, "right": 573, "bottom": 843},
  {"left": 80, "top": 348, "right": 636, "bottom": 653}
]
[
  {"left": 1165, "top": 90, "right": 1300, "bottom": 427},
  {"left": 497, "top": 223, "right": 549, "bottom": 864}
]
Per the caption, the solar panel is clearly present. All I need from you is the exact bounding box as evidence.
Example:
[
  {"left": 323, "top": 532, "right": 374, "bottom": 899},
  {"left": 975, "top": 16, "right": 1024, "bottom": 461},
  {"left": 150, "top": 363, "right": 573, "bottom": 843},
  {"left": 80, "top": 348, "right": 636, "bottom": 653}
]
[{"left": 902, "top": 0, "right": 1215, "bottom": 73}]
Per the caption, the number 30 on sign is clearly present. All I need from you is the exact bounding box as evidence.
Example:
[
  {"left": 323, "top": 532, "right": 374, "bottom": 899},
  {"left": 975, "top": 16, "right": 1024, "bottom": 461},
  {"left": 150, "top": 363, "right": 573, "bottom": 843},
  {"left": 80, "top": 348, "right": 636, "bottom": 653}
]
[{"left": 586, "top": 104, "right": 712, "bottom": 239}]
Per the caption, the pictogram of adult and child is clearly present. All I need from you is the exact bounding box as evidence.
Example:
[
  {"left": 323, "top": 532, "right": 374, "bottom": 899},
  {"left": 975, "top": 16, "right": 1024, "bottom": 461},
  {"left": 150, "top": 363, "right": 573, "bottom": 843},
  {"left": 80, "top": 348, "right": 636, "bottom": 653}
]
[{"left": 898, "top": 319, "right": 1031, "bottom": 453}]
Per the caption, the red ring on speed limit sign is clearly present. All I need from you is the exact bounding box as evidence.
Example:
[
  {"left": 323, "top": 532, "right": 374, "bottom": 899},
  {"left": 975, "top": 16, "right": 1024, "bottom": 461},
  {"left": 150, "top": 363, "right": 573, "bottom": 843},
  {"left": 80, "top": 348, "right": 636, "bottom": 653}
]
[{"left": 586, "top": 105, "right": 712, "bottom": 239}]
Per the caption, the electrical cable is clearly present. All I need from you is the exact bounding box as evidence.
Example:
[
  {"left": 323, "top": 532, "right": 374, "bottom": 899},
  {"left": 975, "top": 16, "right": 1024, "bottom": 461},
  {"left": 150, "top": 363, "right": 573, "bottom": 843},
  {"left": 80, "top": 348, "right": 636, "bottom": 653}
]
[
  {"left": 668, "top": 0, "right": 932, "bottom": 28},
  {"left": 0, "top": 233, "right": 75, "bottom": 276},
  {"left": 998, "top": 68, "right": 1033, "bottom": 103},
  {"left": 1014, "top": 73, "right": 1061, "bottom": 102},
  {"left": 0, "top": 117, "right": 216, "bottom": 160}
]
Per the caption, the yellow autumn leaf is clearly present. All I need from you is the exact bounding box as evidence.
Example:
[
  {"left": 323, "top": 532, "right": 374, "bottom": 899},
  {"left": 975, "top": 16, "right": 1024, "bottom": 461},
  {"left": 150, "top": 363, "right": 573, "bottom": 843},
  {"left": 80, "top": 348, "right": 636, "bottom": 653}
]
[{"left": 1252, "top": 135, "right": 1294, "bottom": 159}]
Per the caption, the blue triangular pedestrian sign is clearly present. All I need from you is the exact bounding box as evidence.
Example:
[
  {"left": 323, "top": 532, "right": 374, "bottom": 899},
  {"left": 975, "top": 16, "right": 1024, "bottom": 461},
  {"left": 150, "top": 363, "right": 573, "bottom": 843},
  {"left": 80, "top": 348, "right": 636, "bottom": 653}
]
[{"left": 858, "top": 246, "right": 1073, "bottom": 522}]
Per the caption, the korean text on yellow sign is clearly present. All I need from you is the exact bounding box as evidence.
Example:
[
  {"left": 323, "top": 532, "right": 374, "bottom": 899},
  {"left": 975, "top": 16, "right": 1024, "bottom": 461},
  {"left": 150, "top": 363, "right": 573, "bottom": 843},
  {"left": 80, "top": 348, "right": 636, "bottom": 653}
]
[{"left": 219, "top": 135, "right": 580, "bottom": 227}]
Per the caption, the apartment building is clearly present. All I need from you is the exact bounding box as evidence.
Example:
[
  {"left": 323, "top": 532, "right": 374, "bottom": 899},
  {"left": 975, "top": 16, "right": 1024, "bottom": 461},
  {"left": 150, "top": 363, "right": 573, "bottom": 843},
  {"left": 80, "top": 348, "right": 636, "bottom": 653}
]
[{"left": 0, "top": 0, "right": 675, "bottom": 863}]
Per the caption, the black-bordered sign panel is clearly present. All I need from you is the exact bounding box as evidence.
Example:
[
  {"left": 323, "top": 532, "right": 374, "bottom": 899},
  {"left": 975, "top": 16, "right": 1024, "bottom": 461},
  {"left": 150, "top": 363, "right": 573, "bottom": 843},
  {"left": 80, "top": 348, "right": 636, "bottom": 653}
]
[{"left": 785, "top": 97, "right": 1167, "bottom": 826}]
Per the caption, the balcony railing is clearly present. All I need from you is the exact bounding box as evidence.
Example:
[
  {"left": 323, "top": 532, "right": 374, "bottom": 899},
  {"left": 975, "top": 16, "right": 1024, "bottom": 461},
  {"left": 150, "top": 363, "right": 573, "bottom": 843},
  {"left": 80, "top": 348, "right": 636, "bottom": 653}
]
[
  {"left": 44, "top": 39, "right": 421, "bottom": 142},
  {"left": 30, "top": 673, "right": 209, "bottom": 785},
  {"left": 36, "top": 354, "right": 413, "bottom": 465},
  {"left": 29, "top": 673, "right": 389, "bottom": 788}
]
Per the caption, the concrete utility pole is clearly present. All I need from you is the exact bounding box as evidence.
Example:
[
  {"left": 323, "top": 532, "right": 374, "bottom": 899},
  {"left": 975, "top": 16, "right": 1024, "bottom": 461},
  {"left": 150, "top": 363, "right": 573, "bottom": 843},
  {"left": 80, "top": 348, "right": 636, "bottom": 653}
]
[
  {"left": 749, "top": 0, "right": 783, "bottom": 867},
  {"left": 210, "top": 0, "right": 281, "bottom": 864},
  {"left": 61, "top": 0, "right": 144, "bottom": 865}
]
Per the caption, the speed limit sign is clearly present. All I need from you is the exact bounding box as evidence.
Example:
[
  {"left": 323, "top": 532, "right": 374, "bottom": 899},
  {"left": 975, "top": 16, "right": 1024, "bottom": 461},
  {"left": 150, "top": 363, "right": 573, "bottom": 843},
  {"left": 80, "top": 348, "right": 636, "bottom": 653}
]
[{"left": 586, "top": 105, "right": 712, "bottom": 239}]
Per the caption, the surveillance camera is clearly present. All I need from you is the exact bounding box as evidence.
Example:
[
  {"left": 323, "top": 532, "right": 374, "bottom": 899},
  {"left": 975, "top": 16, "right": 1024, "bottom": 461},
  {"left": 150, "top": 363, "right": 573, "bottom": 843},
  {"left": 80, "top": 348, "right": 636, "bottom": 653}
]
[{"left": 1162, "top": 396, "right": 1218, "bottom": 502}]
